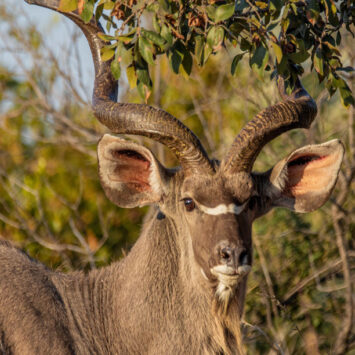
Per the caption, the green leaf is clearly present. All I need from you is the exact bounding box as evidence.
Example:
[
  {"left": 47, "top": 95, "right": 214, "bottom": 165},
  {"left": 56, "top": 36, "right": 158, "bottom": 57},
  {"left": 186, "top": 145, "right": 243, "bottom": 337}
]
[
  {"left": 271, "top": 42, "right": 283, "bottom": 64},
  {"left": 249, "top": 17, "right": 262, "bottom": 29},
  {"left": 169, "top": 48, "right": 183, "bottom": 74},
  {"left": 288, "top": 51, "right": 310, "bottom": 64},
  {"left": 324, "top": 0, "right": 337, "bottom": 16},
  {"left": 138, "top": 37, "right": 155, "bottom": 65},
  {"left": 80, "top": 0, "right": 94, "bottom": 23},
  {"left": 142, "top": 29, "right": 166, "bottom": 48},
  {"left": 116, "top": 36, "right": 135, "bottom": 43},
  {"left": 110, "top": 59, "right": 121, "bottom": 80},
  {"left": 308, "top": 0, "right": 320, "bottom": 17},
  {"left": 276, "top": 55, "right": 289, "bottom": 76},
  {"left": 160, "top": 25, "right": 173, "bottom": 47},
  {"left": 136, "top": 67, "right": 151, "bottom": 86},
  {"left": 255, "top": 1, "right": 268, "bottom": 9},
  {"left": 336, "top": 32, "right": 341, "bottom": 46},
  {"left": 103, "top": 1, "right": 114, "bottom": 10},
  {"left": 158, "top": 0, "right": 170, "bottom": 12},
  {"left": 98, "top": 33, "right": 116, "bottom": 41},
  {"left": 250, "top": 45, "right": 269, "bottom": 70},
  {"left": 325, "top": 76, "right": 337, "bottom": 97},
  {"left": 324, "top": 0, "right": 339, "bottom": 26},
  {"left": 231, "top": 54, "right": 244, "bottom": 75},
  {"left": 269, "top": 0, "right": 282, "bottom": 13},
  {"left": 207, "top": 26, "right": 224, "bottom": 50},
  {"left": 59, "top": 0, "right": 77, "bottom": 12},
  {"left": 329, "top": 58, "right": 342, "bottom": 69},
  {"left": 203, "top": 44, "right": 213, "bottom": 65},
  {"left": 215, "top": 3, "right": 235, "bottom": 23},
  {"left": 229, "top": 21, "right": 246, "bottom": 36},
  {"left": 206, "top": 5, "right": 216, "bottom": 21},
  {"left": 153, "top": 15, "right": 161, "bottom": 33},
  {"left": 281, "top": 17, "right": 290, "bottom": 33},
  {"left": 314, "top": 48, "right": 324, "bottom": 76},
  {"left": 100, "top": 43, "right": 117, "bottom": 50},
  {"left": 235, "top": 0, "right": 248, "bottom": 12},
  {"left": 106, "top": 20, "right": 112, "bottom": 33},
  {"left": 126, "top": 65, "right": 137, "bottom": 89},
  {"left": 240, "top": 38, "right": 252, "bottom": 51},
  {"left": 115, "top": 28, "right": 136, "bottom": 43},
  {"left": 146, "top": 3, "right": 160, "bottom": 12},
  {"left": 95, "top": 3, "right": 104, "bottom": 21},
  {"left": 332, "top": 76, "right": 354, "bottom": 107},
  {"left": 339, "top": 87, "right": 355, "bottom": 107},
  {"left": 267, "top": 23, "right": 278, "bottom": 32},
  {"left": 322, "top": 41, "right": 341, "bottom": 56},
  {"left": 194, "top": 35, "right": 205, "bottom": 66},
  {"left": 182, "top": 48, "right": 193, "bottom": 76},
  {"left": 290, "top": 3, "right": 297, "bottom": 15},
  {"left": 101, "top": 48, "right": 115, "bottom": 61}
]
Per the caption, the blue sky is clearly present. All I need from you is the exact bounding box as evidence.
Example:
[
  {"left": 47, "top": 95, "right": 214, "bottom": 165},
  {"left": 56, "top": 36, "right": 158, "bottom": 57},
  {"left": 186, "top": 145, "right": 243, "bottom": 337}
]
[{"left": 1, "top": 0, "right": 94, "bottom": 103}]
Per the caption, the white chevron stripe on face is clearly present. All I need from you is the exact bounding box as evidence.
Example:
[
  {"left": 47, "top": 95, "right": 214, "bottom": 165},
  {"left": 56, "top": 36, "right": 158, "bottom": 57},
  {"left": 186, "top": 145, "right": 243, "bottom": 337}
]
[{"left": 198, "top": 202, "right": 247, "bottom": 216}]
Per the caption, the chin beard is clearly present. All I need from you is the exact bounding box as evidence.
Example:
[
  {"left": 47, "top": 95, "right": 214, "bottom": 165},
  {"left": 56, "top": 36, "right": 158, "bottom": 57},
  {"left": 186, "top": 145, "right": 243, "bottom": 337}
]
[
  {"left": 210, "top": 264, "right": 251, "bottom": 315},
  {"left": 211, "top": 281, "right": 246, "bottom": 355},
  {"left": 213, "top": 276, "right": 240, "bottom": 315}
]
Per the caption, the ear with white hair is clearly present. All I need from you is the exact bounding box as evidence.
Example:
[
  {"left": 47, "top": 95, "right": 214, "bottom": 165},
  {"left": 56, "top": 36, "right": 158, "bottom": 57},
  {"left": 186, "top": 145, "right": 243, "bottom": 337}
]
[{"left": 98, "top": 134, "right": 168, "bottom": 208}]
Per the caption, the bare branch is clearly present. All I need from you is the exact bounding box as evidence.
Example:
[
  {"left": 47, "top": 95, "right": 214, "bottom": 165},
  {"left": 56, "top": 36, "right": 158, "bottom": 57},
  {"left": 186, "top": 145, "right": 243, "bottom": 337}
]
[{"left": 283, "top": 259, "right": 343, "bottom": 303}]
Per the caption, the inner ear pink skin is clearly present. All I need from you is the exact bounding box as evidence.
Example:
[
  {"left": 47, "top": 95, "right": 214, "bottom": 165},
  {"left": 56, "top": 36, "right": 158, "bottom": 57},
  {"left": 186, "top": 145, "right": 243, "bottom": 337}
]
[
  {"left": 285, "top": 153, "right": 336, "bottom": 197},
  {"left": 109, "top": 150, "right": 151, "bottom": 192}
]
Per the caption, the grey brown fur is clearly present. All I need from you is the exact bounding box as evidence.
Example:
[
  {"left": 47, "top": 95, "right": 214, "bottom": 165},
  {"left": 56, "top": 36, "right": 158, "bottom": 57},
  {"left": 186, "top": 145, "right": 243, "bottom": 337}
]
[
  {"left": 0, "top": 202, "right": 245, "bottom": 354},
  {"left": 0, "top": 1, "right": 345, "bottom": 354}
]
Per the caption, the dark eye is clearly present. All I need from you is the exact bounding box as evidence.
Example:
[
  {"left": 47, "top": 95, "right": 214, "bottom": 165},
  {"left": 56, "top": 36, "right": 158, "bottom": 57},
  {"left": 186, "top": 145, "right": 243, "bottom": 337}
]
[{"left": 183, "top": 198, "right": 196, "bottom": 212}]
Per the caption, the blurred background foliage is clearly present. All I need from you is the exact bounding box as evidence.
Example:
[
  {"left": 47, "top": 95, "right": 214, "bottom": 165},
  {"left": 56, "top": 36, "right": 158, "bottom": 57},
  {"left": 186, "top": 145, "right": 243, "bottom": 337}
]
[
  {"left": 59, "top": 0, "right": 354, "bottom": 105},
  {"left": 0, "top": 1, "right": 354, "bottom": 354}
]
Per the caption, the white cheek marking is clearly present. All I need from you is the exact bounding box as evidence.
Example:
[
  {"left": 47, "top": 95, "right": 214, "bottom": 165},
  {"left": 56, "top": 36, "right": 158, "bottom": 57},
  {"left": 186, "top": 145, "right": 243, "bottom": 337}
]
[{"left": 198, "top": 202, "right": 247, "bottom": 216}]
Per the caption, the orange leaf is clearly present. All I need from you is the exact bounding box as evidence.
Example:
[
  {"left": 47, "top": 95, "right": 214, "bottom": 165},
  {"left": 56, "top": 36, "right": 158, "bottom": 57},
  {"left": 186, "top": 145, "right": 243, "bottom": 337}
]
[{"left": 78, "top": 0, "right": 84, "bottom": 14}]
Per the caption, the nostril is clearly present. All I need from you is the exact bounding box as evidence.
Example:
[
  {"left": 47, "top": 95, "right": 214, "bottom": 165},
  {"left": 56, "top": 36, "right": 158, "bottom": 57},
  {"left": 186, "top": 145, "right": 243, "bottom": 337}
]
[
  {"left": 238, "top": 249, "right": 249, "bottom": 266},
  {"left": 220, "top": 247, "right": 232, "bottom": 261}
]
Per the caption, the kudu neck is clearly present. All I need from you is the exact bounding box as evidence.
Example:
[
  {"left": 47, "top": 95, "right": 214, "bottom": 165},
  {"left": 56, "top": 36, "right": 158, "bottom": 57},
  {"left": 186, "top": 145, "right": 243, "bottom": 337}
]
[
  {"left": 117, "top": 206, "right": 207, "bottom": 296},
  {"left": 53, "top": 208, "right": 245, "bottom": 354}
]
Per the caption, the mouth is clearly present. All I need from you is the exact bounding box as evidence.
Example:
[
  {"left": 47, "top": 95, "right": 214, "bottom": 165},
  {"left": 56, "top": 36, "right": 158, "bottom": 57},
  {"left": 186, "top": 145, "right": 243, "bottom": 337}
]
[
  {"left": 210, "top": 264, "right": 251, "bottom": 305},
  {"left": 211, "top": 266, "right": 239, "bottom": 287},
  {"left": 211, "top": 264, "right": 251, "bottom": 279}
]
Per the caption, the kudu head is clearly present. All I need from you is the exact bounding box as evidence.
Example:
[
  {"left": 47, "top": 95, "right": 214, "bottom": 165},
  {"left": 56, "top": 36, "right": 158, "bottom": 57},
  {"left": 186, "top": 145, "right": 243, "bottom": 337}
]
[
  {"left": 97, "top": 92, "right": 344, "bottom": 309},
  {"left": 27, "top": 0, "right": 344, "bottom": 311}
]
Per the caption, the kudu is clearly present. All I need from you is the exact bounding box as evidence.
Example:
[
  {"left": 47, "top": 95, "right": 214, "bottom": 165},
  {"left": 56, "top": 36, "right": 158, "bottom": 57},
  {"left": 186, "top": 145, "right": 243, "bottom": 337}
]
[{"left": 0, "top": 1, "right": 344, "bottom": 354}]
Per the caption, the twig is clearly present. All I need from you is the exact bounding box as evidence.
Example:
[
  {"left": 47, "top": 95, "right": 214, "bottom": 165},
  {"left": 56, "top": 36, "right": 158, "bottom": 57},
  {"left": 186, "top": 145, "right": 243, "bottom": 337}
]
[
  {"left": 283, "top": 258, "right": 343, "bottom": 303},
  {"left": 332, "top": 206, "right": 353, "bottom": 355},
  {"left": 69, "top": 219, "right": 96, "bottom": 269},
  {"left": 241, "top": 321, "right": 285, "bottom": 354}
]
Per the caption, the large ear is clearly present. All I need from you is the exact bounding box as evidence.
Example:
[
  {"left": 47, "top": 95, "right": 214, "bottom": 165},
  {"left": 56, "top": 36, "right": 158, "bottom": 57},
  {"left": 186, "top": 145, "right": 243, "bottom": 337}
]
[
  {"left": 261, "top": 139, "right": 344, "bottom": 213},
  {"left": 98, "top": 134, "right": 168, "bottom": 208}
]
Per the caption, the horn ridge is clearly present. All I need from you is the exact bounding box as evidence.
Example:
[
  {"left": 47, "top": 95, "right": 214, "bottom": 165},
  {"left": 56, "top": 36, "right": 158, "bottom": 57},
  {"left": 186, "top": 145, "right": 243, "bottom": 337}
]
[
  {"left": 222, "top": 79, "right": 317, "bottom": 174},
  {"left": 25, "top": 0, "right": 214, "bottom": 176}
]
